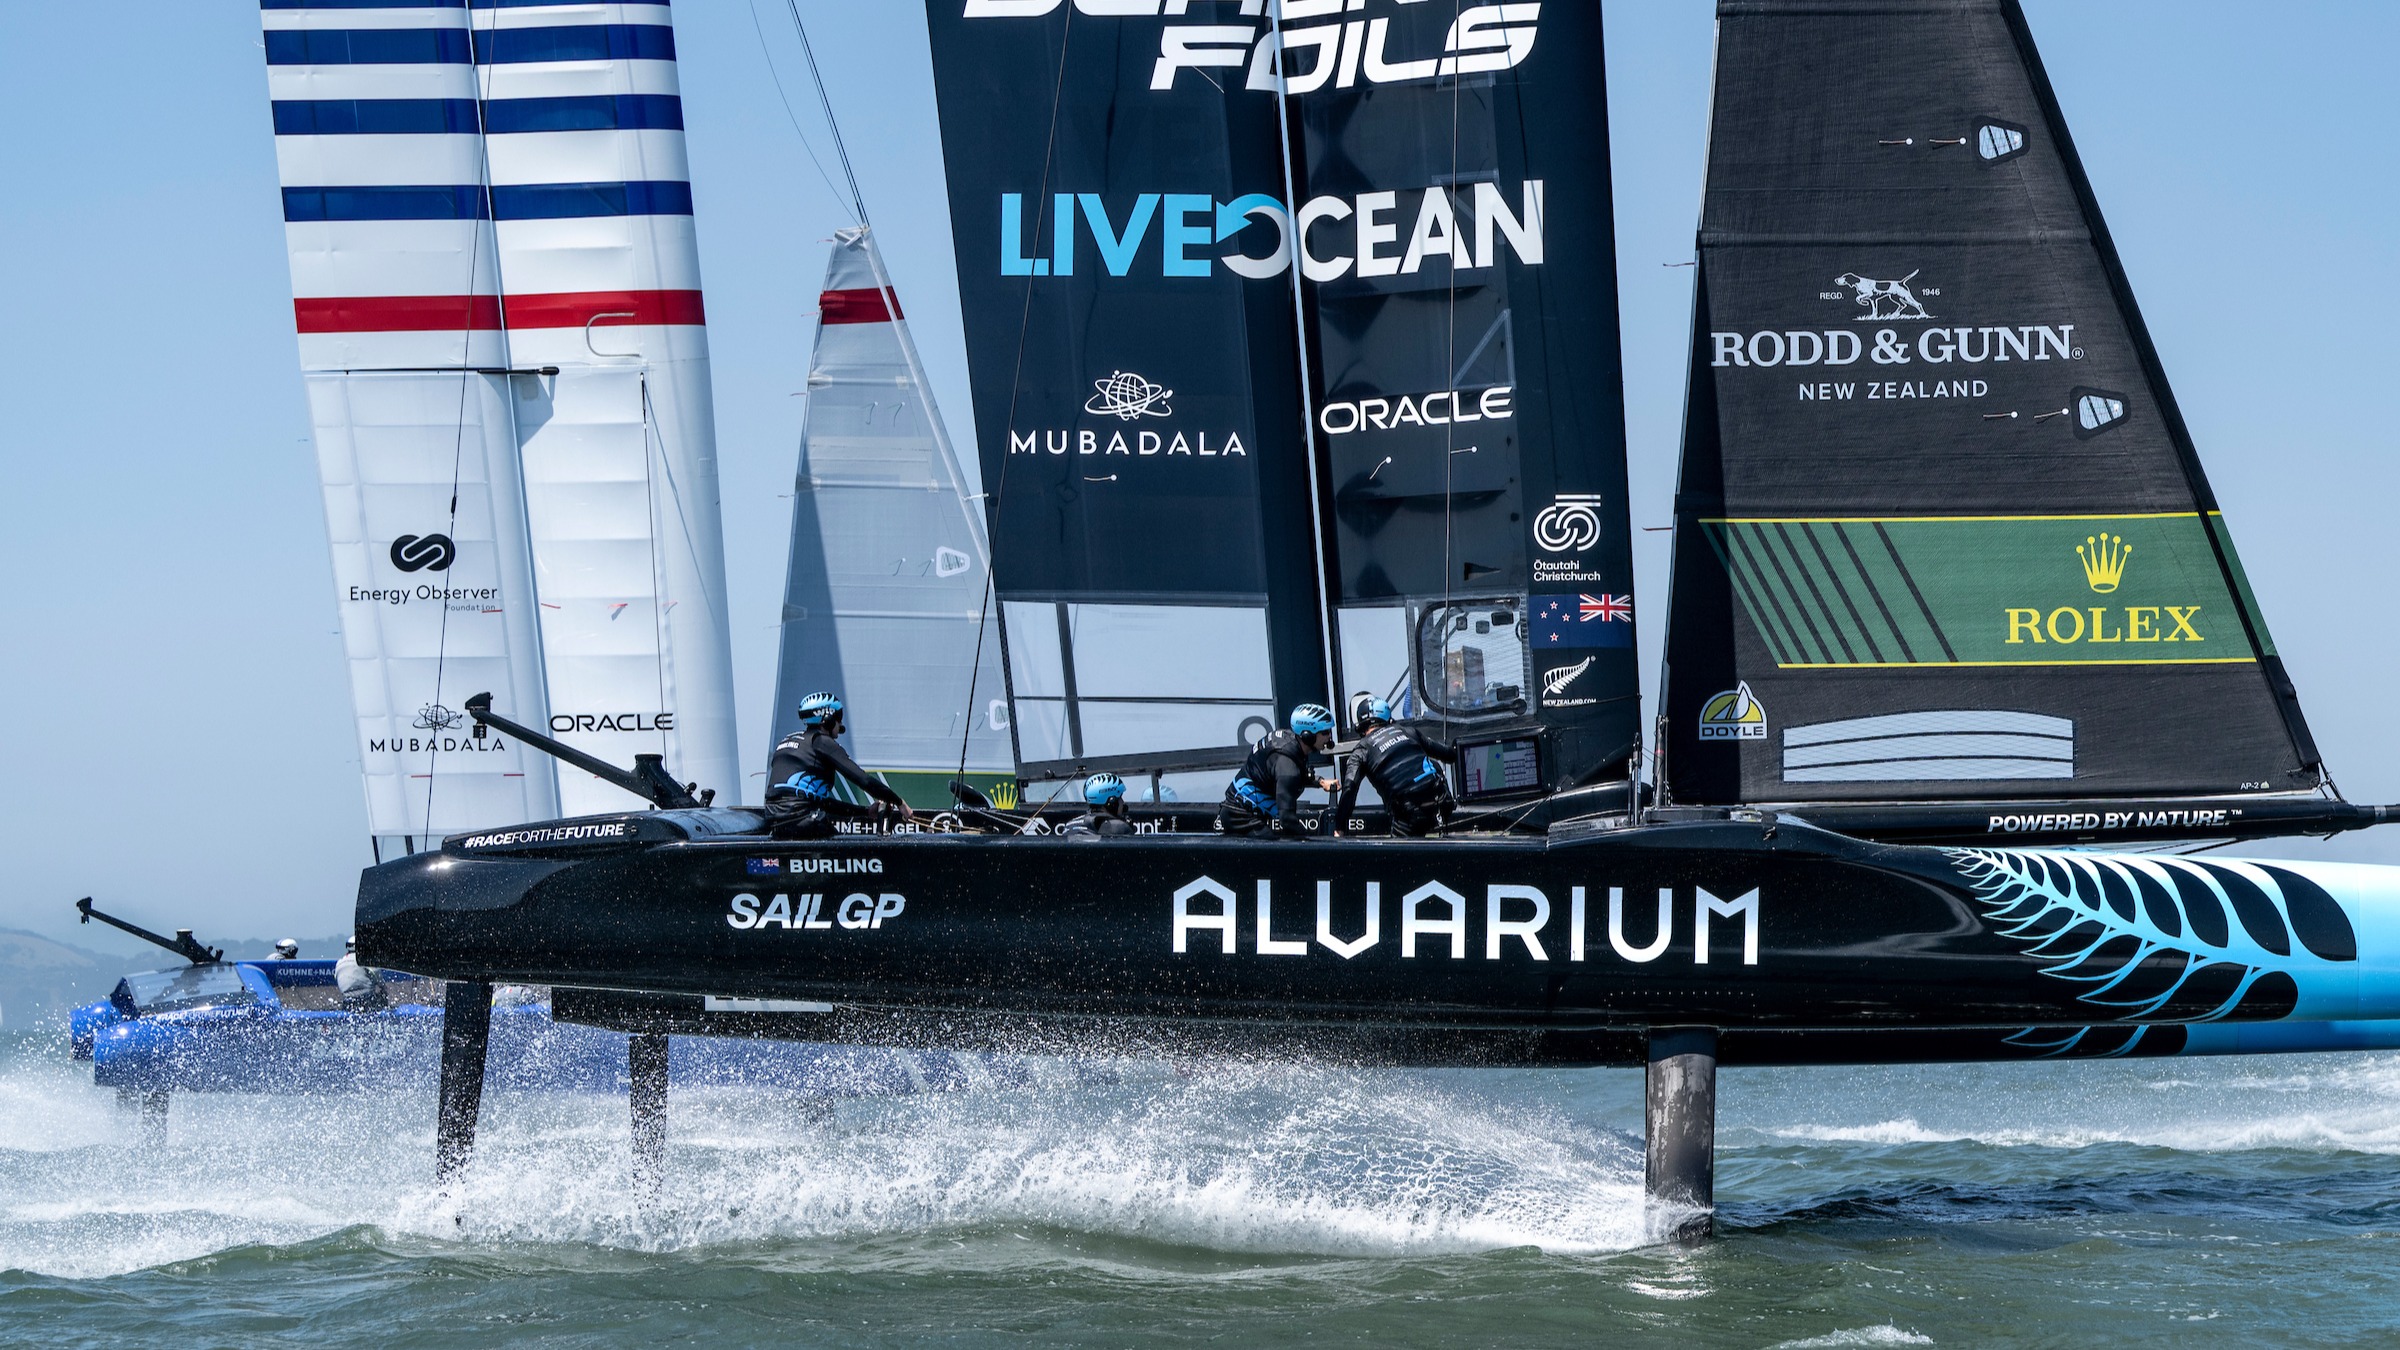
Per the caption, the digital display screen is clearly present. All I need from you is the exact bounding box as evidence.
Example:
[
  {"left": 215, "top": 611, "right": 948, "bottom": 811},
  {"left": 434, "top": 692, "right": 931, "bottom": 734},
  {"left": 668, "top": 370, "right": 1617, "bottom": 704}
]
[{"left": 1458, "top": 737, "right": 1541, "bottom": 798}]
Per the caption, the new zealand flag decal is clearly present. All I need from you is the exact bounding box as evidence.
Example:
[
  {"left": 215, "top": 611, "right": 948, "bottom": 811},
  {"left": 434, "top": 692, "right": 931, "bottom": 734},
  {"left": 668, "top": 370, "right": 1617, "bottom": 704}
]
[
  {"left": 745, "top": 857, "right": 782, "bottom": 877},
  {"left": 1532, "top": 594, "right": 1635, "bottom": 649}
]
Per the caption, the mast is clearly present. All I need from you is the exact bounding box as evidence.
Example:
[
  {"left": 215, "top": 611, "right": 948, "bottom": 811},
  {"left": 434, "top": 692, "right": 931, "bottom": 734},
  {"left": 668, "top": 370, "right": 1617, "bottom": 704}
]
[
  {"left": 263, "top": 0, "right": 742, "bottom": 846},
  {"left": 1656, "top": 0, "right": 2362, "bottom": 845}
]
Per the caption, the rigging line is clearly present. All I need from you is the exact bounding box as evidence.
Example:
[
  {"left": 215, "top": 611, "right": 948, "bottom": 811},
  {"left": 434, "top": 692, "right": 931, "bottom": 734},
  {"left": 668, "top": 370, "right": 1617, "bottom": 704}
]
[
  {"left": 423, "top": 15, "right": 511, "bottom": 846},
  {"left": 640, "top": 375, "right": 677, "bottom": 768},
  {"left": 955, "top": 8, "right": 1078, "bottom": 784},
  {"left": 785, "top": 2, "right": 870, "bottom": 227},
  {"left": 1438, "top": 0, "right": 1467, "bottom": 750},
  {"left": 744, "top": 0, "right": 855, "bottom": 219}
]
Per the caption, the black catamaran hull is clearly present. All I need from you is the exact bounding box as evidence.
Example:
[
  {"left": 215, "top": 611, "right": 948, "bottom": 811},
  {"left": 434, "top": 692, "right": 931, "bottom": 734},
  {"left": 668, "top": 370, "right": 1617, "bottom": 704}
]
[{"left": 358, "top": 813, "right": 2400, "bottom": 1057}]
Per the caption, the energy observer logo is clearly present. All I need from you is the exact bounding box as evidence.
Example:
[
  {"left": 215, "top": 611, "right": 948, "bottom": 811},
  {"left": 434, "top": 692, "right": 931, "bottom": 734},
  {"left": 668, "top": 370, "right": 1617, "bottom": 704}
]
[{"left": 389, "top": 532, "right": 455, "bottom": 573}]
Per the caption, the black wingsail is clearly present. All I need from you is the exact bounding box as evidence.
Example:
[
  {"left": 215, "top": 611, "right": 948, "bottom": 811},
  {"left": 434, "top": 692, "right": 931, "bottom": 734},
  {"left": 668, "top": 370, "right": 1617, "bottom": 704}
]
[
  {"left": 1281, "top": 1, "right": 1640, "bottom": 795},
  {"left": 1658, "top": 0, "right": 2351, "bottom": 841},
  {"left": 923, "top": 3, "right": 1329, "bottom": 794}
]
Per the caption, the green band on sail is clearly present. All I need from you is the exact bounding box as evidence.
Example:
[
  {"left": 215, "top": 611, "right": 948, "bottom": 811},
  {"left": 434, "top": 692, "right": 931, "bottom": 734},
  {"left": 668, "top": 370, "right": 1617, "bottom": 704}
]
[{"left": 1701, "top": 514, "right": 2257, "bottom": 668}]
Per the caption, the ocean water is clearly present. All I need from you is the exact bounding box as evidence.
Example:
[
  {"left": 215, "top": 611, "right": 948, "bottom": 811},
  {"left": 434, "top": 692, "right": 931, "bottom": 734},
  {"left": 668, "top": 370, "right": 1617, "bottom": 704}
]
[{"left": 4, "top": 1028, "right": 2399, "bottom": 1347}]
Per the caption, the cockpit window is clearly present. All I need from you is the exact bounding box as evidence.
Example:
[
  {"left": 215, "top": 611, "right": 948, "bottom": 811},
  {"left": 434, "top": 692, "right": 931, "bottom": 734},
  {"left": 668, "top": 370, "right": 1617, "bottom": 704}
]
[{"left": 116, "top": 965, "right": 261, "bottom": 1017}]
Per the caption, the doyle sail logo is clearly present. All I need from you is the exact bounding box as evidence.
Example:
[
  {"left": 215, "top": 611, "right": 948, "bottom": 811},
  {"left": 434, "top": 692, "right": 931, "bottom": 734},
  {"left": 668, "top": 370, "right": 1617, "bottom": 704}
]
[
  {"left": 960, "top": 1, "right": 1543, "bottom": 96},
  {"left": 1698, "top": 683, "right": 1767, "bottom": 741},
  {"left": 1533, "top": 494, "right": 1607, "bottom": 553},
  {"left": 389, "top": 533, "right": 456, "bottom": 574},
  {"left": 1834, "top": 270, "right": 1934, "bottom": 321},
  {"left": 2078, "top": 532, "right": 2130, "bottom": 593},
  {"left": 1086, "top": 371, "right": 1174, "bottom": 420}
]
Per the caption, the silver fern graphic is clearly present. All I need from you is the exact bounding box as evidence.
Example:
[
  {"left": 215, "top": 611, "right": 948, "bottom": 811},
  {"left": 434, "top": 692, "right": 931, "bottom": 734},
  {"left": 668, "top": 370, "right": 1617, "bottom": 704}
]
[
  {"left": 1947, "top": 849, "right": 2357, "bottom": 1032},
  {"left": 1542, "top": 655, "right": 1595, "bottom": 697}
]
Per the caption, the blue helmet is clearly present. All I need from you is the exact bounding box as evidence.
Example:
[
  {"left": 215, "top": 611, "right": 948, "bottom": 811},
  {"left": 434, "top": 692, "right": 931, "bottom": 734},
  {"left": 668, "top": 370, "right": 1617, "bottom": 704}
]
[
  {"left": 1290, "top": 703, "right": 1336, "bottom": 736},
  {"left": 1358, "top": 697, "right": 1394, "bottom": 726},
  {"left": 796, "top": 691, "right": 844, "bottom": 725},
  {"left": 1085, "top": 772, "right": 1127, "bottom": 806}
]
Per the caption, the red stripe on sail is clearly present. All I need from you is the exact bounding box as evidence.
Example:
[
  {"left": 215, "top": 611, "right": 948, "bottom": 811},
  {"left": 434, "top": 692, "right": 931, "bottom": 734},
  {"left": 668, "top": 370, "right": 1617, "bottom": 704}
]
[
  {"left": 294, "top": 295, "right": 503, "bottom": 332},
  {"left": 818, "top": 286, "right": 902, "bottom": 325},
  {"left": 294, "top": 290, "right": 707, "bottom": 333}
]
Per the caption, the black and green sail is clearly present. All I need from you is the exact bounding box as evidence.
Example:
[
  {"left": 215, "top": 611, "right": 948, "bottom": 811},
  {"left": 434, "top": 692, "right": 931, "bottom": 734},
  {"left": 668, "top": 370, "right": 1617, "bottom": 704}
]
[{"left": 1660, "top": 0, "right": 2320, "bottom": 811}]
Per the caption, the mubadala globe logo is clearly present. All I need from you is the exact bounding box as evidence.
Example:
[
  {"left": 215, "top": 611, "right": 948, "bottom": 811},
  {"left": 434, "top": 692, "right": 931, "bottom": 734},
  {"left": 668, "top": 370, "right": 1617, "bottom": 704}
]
[
  {"left": 1012, "top": 369, "right": 1247, "bottom": 460},
  {"left": 1085, "top": 370, "right": 1173, "bottom": 420}
]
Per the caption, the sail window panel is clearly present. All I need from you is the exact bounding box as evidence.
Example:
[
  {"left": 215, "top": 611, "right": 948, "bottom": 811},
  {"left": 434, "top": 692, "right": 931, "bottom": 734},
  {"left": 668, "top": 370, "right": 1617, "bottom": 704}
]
[
  {"left": 1337, "top": 605, "right": 1415, "bottom": 718},
  {"left": 1063, "top": 605, "right": 1273, "bottom": 701},
  {"left": 1076, "top": 702, "right": 1276, "bottom": 762},
  {"left": 1006, "top": 698, "right": 1074, "bottom": 766},
  {"left": 999, "top": 601, "right": 1068, "bottom": 700}
]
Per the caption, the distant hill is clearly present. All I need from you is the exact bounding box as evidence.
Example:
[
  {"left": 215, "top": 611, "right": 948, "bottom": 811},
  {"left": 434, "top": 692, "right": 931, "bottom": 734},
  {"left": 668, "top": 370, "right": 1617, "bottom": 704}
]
[
  {"left": 0, "top": 928, "right": 351, "bottom": 1029},
  {"left": 0, "top": 929, "right": 113, "bottom": 1029}
]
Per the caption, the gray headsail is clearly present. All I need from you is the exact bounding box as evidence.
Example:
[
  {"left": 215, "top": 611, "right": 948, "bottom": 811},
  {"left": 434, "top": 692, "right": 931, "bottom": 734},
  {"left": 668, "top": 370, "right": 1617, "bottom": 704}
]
[
  {"left": 1659, "top": 0, "right": 2343, "bottom": 841},
  {"left": 1280, "top": 1, "right": 1640, "bottom": 796},
  {"left": 771, "top": 227, "right": 1012, "bottom": 808}
]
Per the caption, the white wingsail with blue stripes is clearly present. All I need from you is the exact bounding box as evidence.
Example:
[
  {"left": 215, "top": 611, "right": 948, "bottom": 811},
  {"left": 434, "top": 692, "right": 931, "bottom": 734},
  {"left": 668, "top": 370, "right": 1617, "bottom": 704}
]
[{"left": 263, "top": 0, "right": 740, "bottom": 855}]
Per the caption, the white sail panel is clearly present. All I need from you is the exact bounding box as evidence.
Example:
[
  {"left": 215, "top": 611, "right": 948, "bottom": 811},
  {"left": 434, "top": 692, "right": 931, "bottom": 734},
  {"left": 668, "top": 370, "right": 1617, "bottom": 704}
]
[
  {"left": 773, "top": 227, "right": 1009, "bottom": 806},
  {"left": 265, "top": 0, "right": 741, "bottom": 843},
  {"left": 312, "top": 370, "right": 558, "bottom": 843}
]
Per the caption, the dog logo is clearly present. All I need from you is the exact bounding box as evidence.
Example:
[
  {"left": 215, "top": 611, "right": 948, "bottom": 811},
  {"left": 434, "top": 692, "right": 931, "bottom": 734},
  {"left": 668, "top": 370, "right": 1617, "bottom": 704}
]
[{"left": 1833, "top": 270, "right": 1934, "bottom": 321}]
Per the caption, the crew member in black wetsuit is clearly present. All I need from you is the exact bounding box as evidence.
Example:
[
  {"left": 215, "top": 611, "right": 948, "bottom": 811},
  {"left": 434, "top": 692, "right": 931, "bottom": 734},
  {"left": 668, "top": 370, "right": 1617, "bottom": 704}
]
[
  {"left": 1060, "top": 772, "right": 1135, "bottom": 838},
  {"left": 1219, "top": 704, "right": 1338, "bottom": 839},
  {"left": 1331, "top": 696, "right": 1458, "bottom": 838},
  {"left": 765, "top": 691, "right": 914, "bottom": 839}
]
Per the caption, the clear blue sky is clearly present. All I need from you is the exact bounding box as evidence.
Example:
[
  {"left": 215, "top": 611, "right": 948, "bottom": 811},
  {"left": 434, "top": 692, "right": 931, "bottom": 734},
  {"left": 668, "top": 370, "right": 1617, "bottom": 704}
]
[{"left": 2, "top": 2, "right": 2395, "bottom": 950}]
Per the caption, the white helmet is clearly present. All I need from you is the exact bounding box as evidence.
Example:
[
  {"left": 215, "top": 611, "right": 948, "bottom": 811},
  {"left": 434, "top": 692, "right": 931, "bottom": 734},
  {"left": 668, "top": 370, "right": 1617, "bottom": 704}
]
[{"left": 273, "top": 938, "right": 299, "bottom": 959}]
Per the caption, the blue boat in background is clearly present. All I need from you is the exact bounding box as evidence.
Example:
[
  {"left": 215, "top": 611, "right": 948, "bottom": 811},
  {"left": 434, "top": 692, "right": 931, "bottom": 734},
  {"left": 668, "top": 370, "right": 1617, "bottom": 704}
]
[
  {"left": 67, "top": 902, "right": 1040, "bottom": 1114},
  {"left": 72, "top": 959, "right": 1011, "bottom": 1098}
]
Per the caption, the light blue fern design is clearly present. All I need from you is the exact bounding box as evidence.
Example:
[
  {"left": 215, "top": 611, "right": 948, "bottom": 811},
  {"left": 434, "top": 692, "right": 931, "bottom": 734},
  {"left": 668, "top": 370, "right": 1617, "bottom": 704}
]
[{"left": 1946, "top": 848, "right": 2356, "bottom": 1031}]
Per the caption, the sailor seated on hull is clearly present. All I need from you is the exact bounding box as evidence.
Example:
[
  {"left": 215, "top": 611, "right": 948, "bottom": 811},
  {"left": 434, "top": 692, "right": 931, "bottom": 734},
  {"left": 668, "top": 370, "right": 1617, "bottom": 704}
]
[
  {"left": 1218, "top": 704, "right": 1339, "bottom": 839},
  {"left": 1060, "top": 773, "right": 1135, "bottom": 838},
  {"left": 1332, "top": 696, "right": 1459, "bottom": 838},
  {"left": 765, "top": 692, "right": 915, "bottom": 839},
  {"left": 333, "top": 935, "right": 387, "bottom": 1011}
]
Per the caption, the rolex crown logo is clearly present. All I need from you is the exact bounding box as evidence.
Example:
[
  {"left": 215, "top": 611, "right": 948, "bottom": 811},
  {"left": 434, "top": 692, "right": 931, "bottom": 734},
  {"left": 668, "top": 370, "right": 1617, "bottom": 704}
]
[{"left": 2077, "top": 532, "right": 2131, "bottom": 594}]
